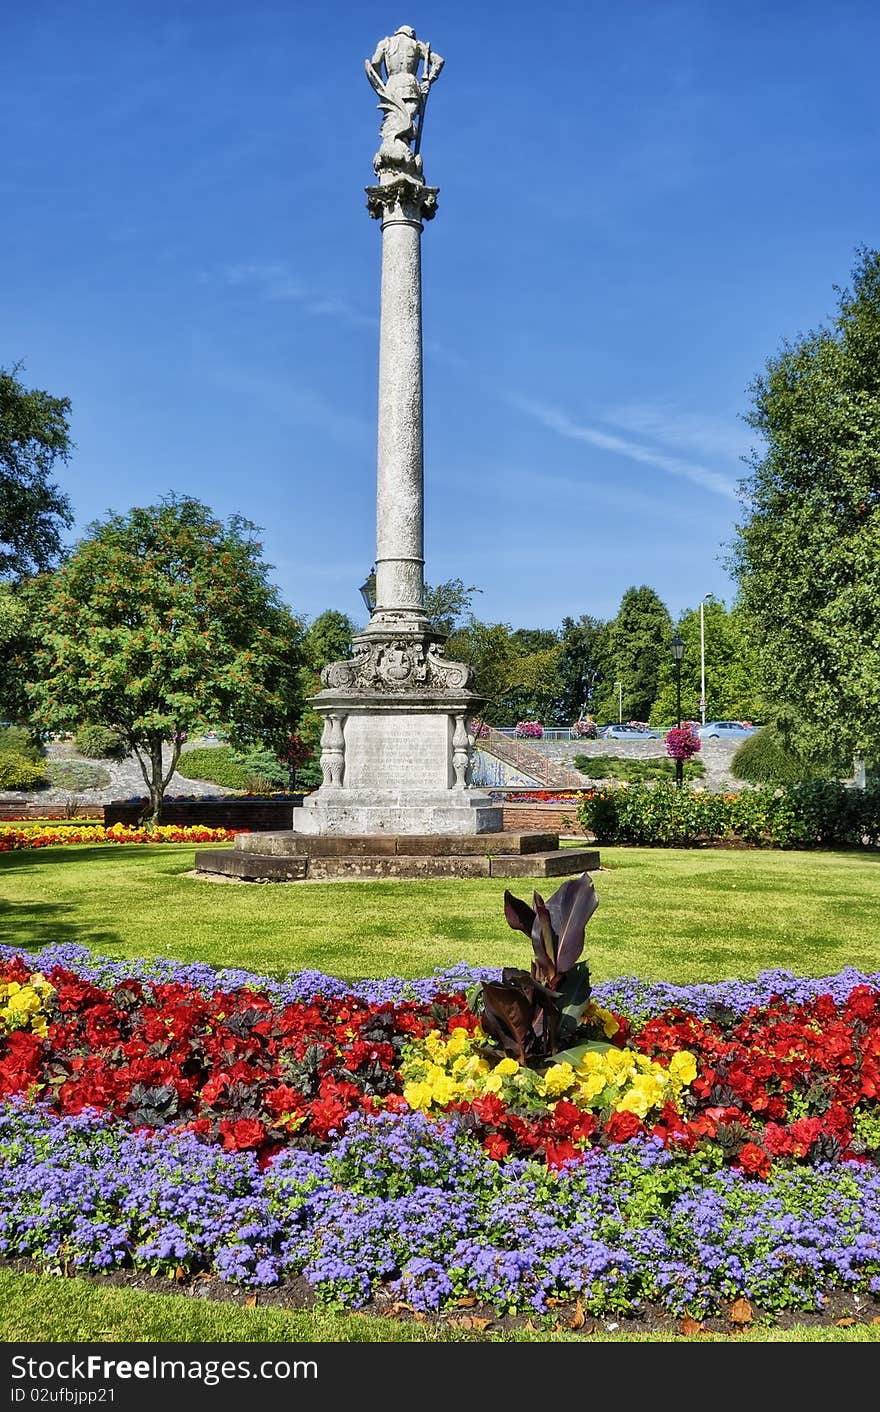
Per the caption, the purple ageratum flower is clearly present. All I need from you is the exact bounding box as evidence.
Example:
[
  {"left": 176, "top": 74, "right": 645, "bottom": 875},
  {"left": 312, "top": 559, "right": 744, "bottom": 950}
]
[
  {"left": 4, "top": 941, "right": 875, "bottom": 1024},
  {"left": 3, "top": 1103, "right": 880, "bottom": 1317}
]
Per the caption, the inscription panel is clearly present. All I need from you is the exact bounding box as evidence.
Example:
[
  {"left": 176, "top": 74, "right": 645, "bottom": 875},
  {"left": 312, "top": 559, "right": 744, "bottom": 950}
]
[{"left": 343, "top": 713, "right": 451, "bottom": 790}]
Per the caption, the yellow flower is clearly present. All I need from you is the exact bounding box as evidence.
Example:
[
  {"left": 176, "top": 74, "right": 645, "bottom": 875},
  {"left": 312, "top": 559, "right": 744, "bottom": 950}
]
[
  {"left": 446, "top": 1027, "right": 469, "bottom": 1057},
  {"left": 495, "top": 1057, "right": 520, "bottom": 1077},
  {"left": 577, "top": 1071, "right": 608, "bottom": 1102},
  {"left": 423, "top": 1030, "right": 444, "bottom": 1059},
  {"left": 617, "top": 1073, "right": 666, "bottom": 1116},
  {"left": 402, "top": 1081, "right": 433, "bottom": 1111},
  {"left": 668, "top": 1050, "right": 697, "bottom": 1085},
  {"left": 427, "top": 1072, "right": 456, "bottom": 1106},
  {"left": 542, "top": 1062, "right": 575, "bottom": 1097}
]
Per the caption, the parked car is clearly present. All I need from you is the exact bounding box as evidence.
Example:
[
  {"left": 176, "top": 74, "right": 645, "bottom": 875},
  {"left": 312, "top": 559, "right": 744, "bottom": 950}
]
[
  {"left": 599, "top": 724, "right": 660, "bottom": 740},
  {"left": 697, "top": 721, "right": 757, "bottom": 739}
]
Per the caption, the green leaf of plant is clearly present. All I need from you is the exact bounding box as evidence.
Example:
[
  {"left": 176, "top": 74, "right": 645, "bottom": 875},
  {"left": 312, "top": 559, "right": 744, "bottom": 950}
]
[{"left": 545, "top": 1038, "right": 613, "bottom": 1069}]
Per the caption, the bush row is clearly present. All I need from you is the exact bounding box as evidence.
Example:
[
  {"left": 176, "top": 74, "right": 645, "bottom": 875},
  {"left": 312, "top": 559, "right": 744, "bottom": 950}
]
[{"left": 576, "top": 780, "right": 880, "bottom": 848}]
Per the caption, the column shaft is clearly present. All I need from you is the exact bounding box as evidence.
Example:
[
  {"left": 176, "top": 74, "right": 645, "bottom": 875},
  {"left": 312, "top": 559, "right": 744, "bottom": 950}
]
[{"left": 375, "top": 206, "right": 425, "bottom": 616}]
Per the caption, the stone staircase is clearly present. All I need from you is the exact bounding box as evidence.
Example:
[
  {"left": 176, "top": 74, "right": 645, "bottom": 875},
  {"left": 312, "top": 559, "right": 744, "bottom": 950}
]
[{"left": 478, "top": 728, "right": 586, "bottom": 788}]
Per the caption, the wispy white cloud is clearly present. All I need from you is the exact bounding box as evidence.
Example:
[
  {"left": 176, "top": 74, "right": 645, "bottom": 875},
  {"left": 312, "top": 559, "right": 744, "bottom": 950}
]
[
  {"left": 604, "top": 400, "right": 751, "bottom": 464},
  {"left": 219, "top": 262, "right": 376, "bottom": 329},
  {"left": 510, "top": 396, "right": 738, "bottom": 500}
]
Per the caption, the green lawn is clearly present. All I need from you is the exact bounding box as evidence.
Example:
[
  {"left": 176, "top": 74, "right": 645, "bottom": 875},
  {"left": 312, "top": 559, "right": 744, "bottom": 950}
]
[
  {"left": 1, "top": 843, "right": 879, "bottom": 985},
  {"left": 2, "top": 1269, "right": 877, "bottom": 1343}
]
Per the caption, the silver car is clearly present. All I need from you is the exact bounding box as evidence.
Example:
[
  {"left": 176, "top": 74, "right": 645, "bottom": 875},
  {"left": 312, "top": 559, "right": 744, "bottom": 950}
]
[{"left": 697, "top": 721, "right": 757, "bottom": 739}]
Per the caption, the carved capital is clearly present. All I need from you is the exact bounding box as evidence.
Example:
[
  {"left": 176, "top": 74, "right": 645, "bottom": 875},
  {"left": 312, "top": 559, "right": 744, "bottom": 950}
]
[
  {"left": 366, "top": 179, "right": 438, "bottom": 222},
  {"left": 320, "top": 635, "right": 473, "bottom": 695}
]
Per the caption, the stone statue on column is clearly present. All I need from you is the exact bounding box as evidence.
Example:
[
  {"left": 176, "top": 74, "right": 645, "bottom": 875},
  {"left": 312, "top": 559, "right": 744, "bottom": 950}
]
[{"left": 365, "top": 25, "right": 444, "bottom": 180}]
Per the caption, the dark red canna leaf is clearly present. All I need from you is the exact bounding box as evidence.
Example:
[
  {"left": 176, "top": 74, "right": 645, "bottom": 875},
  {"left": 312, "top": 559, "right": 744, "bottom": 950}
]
[
  {"left": 531, "top": 891, "right": 557, "bottom": 978},
  {"left": 543, "top": 873, "right": 599, "bottom": 976},
  {"left": 480, "top": 978, "right": 536, "bottom": 1063},
  {"left": 503, "top": 890, "right": 536, "bottom": 938}
]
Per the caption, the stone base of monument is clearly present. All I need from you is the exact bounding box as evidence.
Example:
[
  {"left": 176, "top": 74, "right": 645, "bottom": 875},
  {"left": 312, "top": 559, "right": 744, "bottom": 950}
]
[
  {"left": 290, "top": 786, "right": 504, "bottom": 836},
  {"left": 193, "top": 831, "right": 600, "bottom": 882}
]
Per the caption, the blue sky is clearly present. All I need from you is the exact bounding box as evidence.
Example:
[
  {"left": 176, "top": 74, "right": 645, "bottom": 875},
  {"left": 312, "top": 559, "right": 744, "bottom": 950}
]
[{"left": 3, "top": 1, "right": 878, "bottom": 631}]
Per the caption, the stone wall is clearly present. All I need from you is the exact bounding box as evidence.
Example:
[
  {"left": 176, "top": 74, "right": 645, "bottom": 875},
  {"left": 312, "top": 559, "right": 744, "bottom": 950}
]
[
  {"left": 501, "top": 802, "right": 593, "bottom": 837},
  {"left": 103, "top": 798, "right": 303, "bottom": 830},
  {"left": 0, "top": 804, "right": 101, "bottom": 821}
]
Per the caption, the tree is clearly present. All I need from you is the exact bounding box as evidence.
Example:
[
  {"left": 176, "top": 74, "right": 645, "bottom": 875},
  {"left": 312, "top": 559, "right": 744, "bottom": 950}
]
[
  {"left": 649, "top": 598, "right": 764, "bottom": 726},
  {"left": 556, "top": 614, "right": 613, "bottom": 722},
  {"left": 445, "top": 616, "right": 562, "bottom": 725},
  {"left": 28, "top": 495, "right": 305, "bottom": 822},
  {"left": 0, "top": 582, "right": 34, "bottom": 724},
  {"left": 302, "top": 609, "right": 356, "bottom": 674},
  {"left": 730, "top": 247, "right": 880, "bottom": 768},
  {"left": 1, "top": 363, "right": 74, "bottom": 580},
  {"left": 424, "top": 577, "right": 481, "bottom": 636},
  {"left": 596, "top": 586, "right": 672, "bottom": 722}
]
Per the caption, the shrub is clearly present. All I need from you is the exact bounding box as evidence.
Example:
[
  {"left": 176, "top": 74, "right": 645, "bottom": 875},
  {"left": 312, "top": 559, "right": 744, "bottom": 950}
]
[
  {"left": 46, "top": 761, "right": 112, "bottom": 791},
  {"left": 0, "top": 752, "right": 49, "bottom": 791},
  {"left": 232, "top": 748, "right": 289, "bottom": 790},
  {"left": 577, "top": 779, "right": 880, "bottom": 849},
  {"left": 176, "top": 746, "right": 249, "bottom": 788},
  {"left": 573, "top": 754, "right": 705, "bottom": 783},
  {"left": 731, "top": 724, "right": 820, "bottom": 786},
  {"left": 0, "top": 727, "right": 44, "bottom": 762},
  {"left": 74, "top": 723, "right": 128, "bottom": 760},
  {"left": 176, "top": 745, "right": 288, "bottom": 791}
]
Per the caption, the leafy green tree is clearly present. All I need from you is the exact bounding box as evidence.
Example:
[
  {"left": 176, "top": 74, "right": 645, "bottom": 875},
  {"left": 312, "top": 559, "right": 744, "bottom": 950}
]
[
  {"left": 0, "top": 581, "right": 34, "bottom": 724},
  {"left": 302, "top": 609, "right": 356, "bottom": 674},
  {"left": 1, "top": 364, "right": 74, "bottom": 580},
  {"left": 424, "top": 577, "right": 481, "bottom": 636},
  {"left": 445, "top": 617, "right": 562, "bottom": 725},
  {"left": 498, "top": 628, "right": 562, "bottom": 722},
  {"left": 595, "top": 586, "right": 672, "bottom": 722},
  {"left": 649, "top": 598, "right": 764, "bottom": 726},
  {"left": 28, "top": 495, "right": 304, "bottom": 822},
  {"left": 730, "top": 247, "right": 880, "bottom": 768},
  {"left": 556, "top": 614, "right": 614, "bottom": 722}
]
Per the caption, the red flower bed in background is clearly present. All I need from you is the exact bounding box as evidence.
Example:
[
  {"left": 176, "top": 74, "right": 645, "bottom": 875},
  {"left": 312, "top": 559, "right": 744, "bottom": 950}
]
[{"left": 0, "top": 824, "right": 238, "bottom": 851}]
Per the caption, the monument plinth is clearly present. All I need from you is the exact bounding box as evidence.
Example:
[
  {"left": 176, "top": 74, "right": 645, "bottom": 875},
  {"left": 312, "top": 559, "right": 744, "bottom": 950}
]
[{"left": 295, "top": 23, "right": 501, "bottom": 836}]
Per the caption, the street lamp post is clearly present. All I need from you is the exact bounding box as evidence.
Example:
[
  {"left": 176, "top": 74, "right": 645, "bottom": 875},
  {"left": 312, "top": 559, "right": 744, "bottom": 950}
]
[
  {"left": 699, "top": 599, "right": 706, "bottom": 726},
  {"left": 615, "top": 680, "right": 623, "bottom": 725},
  {"left": 671, "top": 632, "right": 685, "bottom": 789}
]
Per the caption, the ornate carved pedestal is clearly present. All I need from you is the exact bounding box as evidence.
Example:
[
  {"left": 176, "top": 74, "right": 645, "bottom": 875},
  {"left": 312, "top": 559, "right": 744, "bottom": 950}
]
[{"left": 294, "top": 628, "right": 502, "bottom": 835}]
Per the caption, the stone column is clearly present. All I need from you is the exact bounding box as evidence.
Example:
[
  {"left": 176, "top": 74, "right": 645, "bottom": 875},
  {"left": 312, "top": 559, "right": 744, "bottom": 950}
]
[{"left": 366, "top": 179, "right": 438, "bottom": 632}]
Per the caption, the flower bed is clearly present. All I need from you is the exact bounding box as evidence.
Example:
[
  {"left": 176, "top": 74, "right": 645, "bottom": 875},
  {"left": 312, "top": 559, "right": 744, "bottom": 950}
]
[
  {"left": 0, "top": 824, "right": 237, "bottom": 851},
  {"left": 1, "top": 942, "right": 880, "bottom": 1322}
]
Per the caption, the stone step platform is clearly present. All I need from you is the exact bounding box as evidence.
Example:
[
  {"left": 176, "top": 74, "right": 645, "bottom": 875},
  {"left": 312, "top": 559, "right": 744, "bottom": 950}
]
[
  {"left": 194, "top": 832, "right": 600, "bottom": 882},
  {"left": 234, "top": 830, "right": 559, "bottom": 857}
]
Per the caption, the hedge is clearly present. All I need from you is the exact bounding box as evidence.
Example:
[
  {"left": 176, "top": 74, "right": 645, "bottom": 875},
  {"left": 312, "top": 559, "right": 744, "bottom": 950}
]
[{"left": 576, "top": 779, "right": 880, "bottom": 849}]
